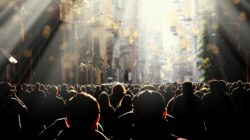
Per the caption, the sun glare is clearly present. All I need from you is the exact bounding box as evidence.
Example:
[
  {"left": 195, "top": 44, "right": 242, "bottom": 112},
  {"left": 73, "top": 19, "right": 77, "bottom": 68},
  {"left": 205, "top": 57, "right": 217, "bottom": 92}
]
[{"left": 136, "top": 0, "right": 202, "bottom": 82}]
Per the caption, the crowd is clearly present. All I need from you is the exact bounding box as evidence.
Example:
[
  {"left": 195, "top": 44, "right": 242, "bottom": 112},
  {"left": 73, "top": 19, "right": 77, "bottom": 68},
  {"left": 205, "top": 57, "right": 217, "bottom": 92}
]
[{"left": 0, "top": 80, "right": 249, "bottom": 140}]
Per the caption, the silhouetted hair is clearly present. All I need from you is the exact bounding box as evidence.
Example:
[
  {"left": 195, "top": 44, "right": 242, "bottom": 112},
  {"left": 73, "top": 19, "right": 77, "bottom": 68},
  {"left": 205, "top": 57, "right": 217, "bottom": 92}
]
[
  {"left": 61, "top": 84, "right": 68, "bottom": 91},
  {"left": 49, "top": 86, "right": 58, "bottom": 97},
  {"left": 182, "top": 82, "right": 193, "bottom": 95},
  {"left": 125, "top": 89, "right": 134, "bottom": 97},
  {"left": 34, "top": 82, "right": 41, "bottom": 90},
  {"left": 133, "top": 90, "right": 165, "bottom": 120},
  {"left": 110, "top": 84, "right": 126, "bottom": 108},
  {"left": 140, "top": 85, "right": 157, "bottom": 92},
  {"left": 119, "top": 94, "right": 132, "bottom": 107},
  {"left": 65, "top": 92, "right": 100, "bottom": 129},
  {"left": 112, "top": 84, "right": 126, "bottom": 95},
  {"left": 98, "top": 92, "right": 112, "bottom": 107},
  {"left": 209, "top": 80, "right": 227, "bottom": 94}
]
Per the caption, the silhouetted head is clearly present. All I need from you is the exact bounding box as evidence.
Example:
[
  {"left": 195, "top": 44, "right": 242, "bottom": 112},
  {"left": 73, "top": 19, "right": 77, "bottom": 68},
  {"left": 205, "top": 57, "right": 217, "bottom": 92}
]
[
  {"left": 34, "top": 82, "right": 40, "bottom": 91},
  {"left": 209, "top": 80, "right": 219, "bottom": 93},
  {"left": 110, "top": 84, "right": 126, "bottom": 108},
  {"left": 48, "top": 86, "right": 58, "bottom": 97},
  {"left": 158, "top": 85, "right": 165, "bottom": 93},
  {"left": 98, "top": 92, "right": 111, "bottom": 107},
  {"left": 140, "top": 85, "right": 157, "bottom": 92},
  {"left": 40, "top": 84, "right": 46, "bottom": 91},
  {"left": 209, "top": 80, "right": 227, "bottom": 94},
  {"left": 85, "top": 85, "right": 93, "bottom": 95},
  {"left": 133, "top": 90, "right": 166, "bottom": 121},
  {"left": 219, "top": 80, "right": 227, "bottom": 93},
  {"left": 65, "top": 92, "right": 100, "bottom": 130},
  {"left": 237, "top": 80, "right": 243, "bottom": 87},
  {"left": 16, "top": 84, "right": 22, "bottom": 91},
  {"left": 22, "top": 84, "right": 28, "bottom": 91},
  {"left": 182, "top": 82, "right": 193, "bottom": 95},
  {"left": 95, "top": 86, "right": 100, "bottom": 91},
  {"left": 210, "top": 80, "right": 224, "bottom": 93},
  {"left": 133, "top": 88, "right": 140, "bottom": 95},
  {"left": 80, "top": 86, "right": 86, "bottom": 92},
  {"left": 68, "top": 85, "right": 75, "bottom": 91},
  {"left": 67, "top": 90, "right": 78, "bottom": 100},
  {"left": 175, "top": 89, "right": 182, "bottom": 96},
  {"left": 119, "top": 94, "right": 132, "bottom": 107},
  {"left": 100, "top": 85, "right": 106, "bottom": 92},
  {"left": 125, "top": 89, "right": 134, "bottom": 97},
  {"left": 61, "top": 84, "right": 68, "bottom": 91},
  {"left": 112, "top": 84, "right": 126, "bottom": 95},
  {"left": 0, "top": 82, "right": 12, "bottom": 99}
]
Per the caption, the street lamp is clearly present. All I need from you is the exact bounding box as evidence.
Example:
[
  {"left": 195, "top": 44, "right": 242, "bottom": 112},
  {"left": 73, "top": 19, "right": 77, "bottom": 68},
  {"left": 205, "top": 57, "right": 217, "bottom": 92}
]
[
  {"left": 9, "top": 56, "right": 18, "bottom": 64},
  {"left": 0, "top": 48, "right": 18, "bottom": 64}
]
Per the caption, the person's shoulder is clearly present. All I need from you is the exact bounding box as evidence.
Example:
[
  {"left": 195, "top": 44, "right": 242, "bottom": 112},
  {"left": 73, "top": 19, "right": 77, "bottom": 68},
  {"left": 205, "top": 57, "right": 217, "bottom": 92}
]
[
  {"left": 193, "top": 93, "right": 202, "bottom": 101},
  {"left": 108, "top": 106, "right": 115, "bottom": 112},
  {"left": 116, "top": 111, "right": 136, "bottom": 129},
  {"left": 117, "top": 110, "right": 135, "bottom": 120},
  {"left": 38, "top": 118, "right": 67, "bottom": 139},
  {"left": 173, "top": 94, "right": 182, "bottom": 100},
  {"left": 95, "top": 130, "right": 109, "bottom": 140},
  {"left": 57, "top": 127, "right": 108, "bottom": 140},
  {"left": 201, "top": 92, "right": 212, "bottom": 100},
  {"left": 132, "top": 120, "right": 176, "bottom": 140},
  {"left": 172, "top": 94, "right": 184, "bottom": 103},
  {"left": 7, "top": 96, "right": 28, "bottom": 111}
]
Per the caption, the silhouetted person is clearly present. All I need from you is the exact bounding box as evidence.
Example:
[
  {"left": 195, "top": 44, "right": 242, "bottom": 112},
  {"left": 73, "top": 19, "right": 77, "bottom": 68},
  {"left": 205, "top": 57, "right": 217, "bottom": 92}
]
[
  {"left": 44, "top": 86, "right": 65, "bottom": 126},
  {"left": 80, "top": 86, "right": 86, "bottom": 92},
  {"left": 93, "top": 86, "right": 102, "bottom": 99},
  {"left": 162, "top": 85, "right": 175, "bottom": 106},
  {"left": 231, "top": 80, "right": 248, "bottom": 117},
  {"left": 201, "top": 80, "right": 234, "bottom": 139},
  {"left": 110, "top": 84, "right": 126, "bottom": 109},
  {"left": 57, "top": 92, "right": 108, "bottom": 140},
  {"left": 113, "top": 89, "right": 175, "bottom": 140},
  {"left": 16, "top": 84, "right": 30, "bottom": 104},
  {"left": 125, "top": 89, "right": 134, "bottom": 97},
  {"left": 231, "top": 80, "right": 249, "bottom": 138},
  {"left": 15, "top": 84, "right": 22, "bottom": 98},
  {"left": 98, "top": 92, "right": 115, "bottom": 138},
  {"left": 133, "top": 88, "right": 140, "bottom": 95},
  {"left": 37, "top": 90, "right": 78, "bottom": 140},
  {"left": 100, "top": 85, "right": 106, "bottom": 93},
  {"left": 59, "top": 84, "right": 68, "bottom": 102},
  {"left": 131, "top": 90, "right": 176, "bottom": 140},
  {"left": 167, "top": 82, "right": 204, "bottom": 139},
  {"left": 0, "top": 82, "right": 28, "bottom": 139},
  {"left": 115, "top": 94, "right": 133, "bottom": 118},
  {"left": 21, "top": 82, "right": 47, "bottom": 138},
  {"left": 166, "top": 89, "right": 181, "bottom": 115}
]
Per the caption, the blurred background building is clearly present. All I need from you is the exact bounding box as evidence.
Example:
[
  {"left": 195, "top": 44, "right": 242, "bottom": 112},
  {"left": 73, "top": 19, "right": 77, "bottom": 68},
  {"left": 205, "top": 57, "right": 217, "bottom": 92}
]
[{"left": 0, "top": 0, "right": 249, "bottom": 84}]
